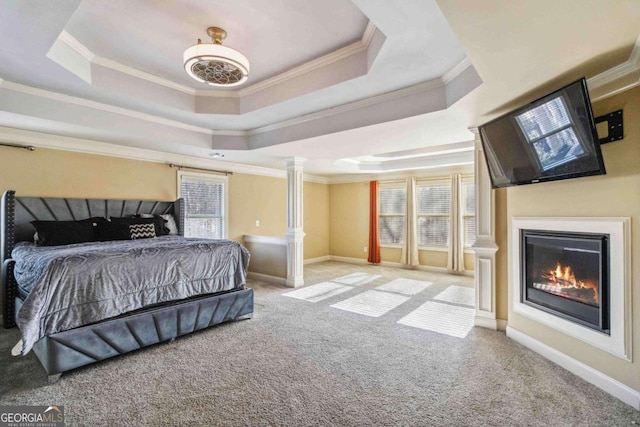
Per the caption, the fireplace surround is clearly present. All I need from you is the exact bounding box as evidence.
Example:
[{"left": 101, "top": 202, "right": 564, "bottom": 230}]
[{"left": 511, "top": 217, "right": 631, "bottom": 361}]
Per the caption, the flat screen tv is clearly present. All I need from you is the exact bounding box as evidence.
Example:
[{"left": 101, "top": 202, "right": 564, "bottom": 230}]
[{"left": 479, "top": 78, "right": 606, "bottom": 188}]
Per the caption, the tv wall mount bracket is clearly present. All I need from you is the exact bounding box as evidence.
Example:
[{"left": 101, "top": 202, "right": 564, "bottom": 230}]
[{"left": 594, "top": 109, "right": 623, "bottom": 144}]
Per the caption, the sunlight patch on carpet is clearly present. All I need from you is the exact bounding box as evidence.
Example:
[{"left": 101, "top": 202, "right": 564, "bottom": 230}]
[
  {"left": 433, "top": 286, "right": 475, "bottom": 306},
  {"left": 331, "top": 290, "right": 409, "bottom": 317},
  {"left": 398, "top": 301, "right": 475, "bottom": 338},
  {"left": 282, "top": 282, "right": 351, "bottom": 302},
  {"left": 376, "top": 278, "right": 432, "bottom": 296},
  {"left": 331, "top": 272, "right": 381, "bottom": 286}
]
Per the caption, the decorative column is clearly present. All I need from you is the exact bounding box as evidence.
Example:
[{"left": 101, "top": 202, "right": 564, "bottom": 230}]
[
  {"left": 286, "top": 157, "right": 305, "bottom": 287},
  {"left": 470, "top": 128, "right": 499, "bottom": 329}
]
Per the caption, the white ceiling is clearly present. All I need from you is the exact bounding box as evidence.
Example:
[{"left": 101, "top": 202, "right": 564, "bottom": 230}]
[{"left": 0, "top": 0, "right": 639, "bottom": 179}]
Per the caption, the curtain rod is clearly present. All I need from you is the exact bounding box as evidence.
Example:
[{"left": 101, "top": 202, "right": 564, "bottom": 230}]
[
  {"left": 0, "top": 142, "right": 36, "bottom": 151},
  {"left": 169, "top": 163, "right": 233, "bottom": 175}
]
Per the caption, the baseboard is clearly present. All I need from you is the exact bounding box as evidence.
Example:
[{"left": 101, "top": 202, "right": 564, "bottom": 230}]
[
  {"left": 247, "top": 271, "right": 287, "bottom": 285},
  {"left": 327, "top": 256, "right": 475, "bottom": 277},
  {"left": 506, "top": 326, "right": 640, "bottom": 410},
  {"left": 328, "top": 255, "right": 368, "bottom": 265},
  {"left": 474, "top": 316, "right": 507, "bottom": 331},
  {"left": 304, "top": 255, "right": 331, "bottom": 265}
]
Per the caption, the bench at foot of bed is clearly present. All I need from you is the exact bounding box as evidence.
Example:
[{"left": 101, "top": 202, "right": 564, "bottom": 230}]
[{"left": 33, "top": 288, "right": 254, "bottom": 381}]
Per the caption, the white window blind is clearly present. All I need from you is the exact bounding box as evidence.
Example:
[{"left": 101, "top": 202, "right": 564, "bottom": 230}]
[
  {"left": 515, "top": 96, "right": 584, "bottom": 171},
  {"left": 416, "top": 183, "right": 450, "bottom": 247},
  {"left": 179, "top": 174, "right": 226, "bottom": 239},
  {"left": 378, "top": 184, "right": 406, "bottom": 245},
  {"left": 462, "top": 181, "right": 476, "bottom": 247}
]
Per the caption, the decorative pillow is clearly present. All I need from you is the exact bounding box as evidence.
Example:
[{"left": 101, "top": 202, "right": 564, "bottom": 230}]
[
  {"left": 97, "top": 220, "right": 131, "bottom": 241},
  {"left": 31, "top": 217, "right": 104, "bottom": 246},
  {"left": 134, "top": 214, "right": 170, "bottom": 236},
  {"left": 160, "top": 214, "right": 178, "bottom": 235},
  {"left": 129, "top": 223, "right": 156, "bottom": 240}
]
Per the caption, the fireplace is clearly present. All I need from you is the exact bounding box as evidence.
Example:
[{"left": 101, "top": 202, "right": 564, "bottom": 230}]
[{"left": 521, "top": 230, "right": 609, "bottom": 334}]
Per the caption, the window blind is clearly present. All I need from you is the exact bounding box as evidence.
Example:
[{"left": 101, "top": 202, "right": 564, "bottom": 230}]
[
  {"left": 416, "top": 184, "right": 450, "bottom": 247},
  {"left": 180, "top": 176, "right": 225, "bottom": 239},
  {"left": 378, "top": 186, "right": 406, "bottom": 244},
  {"left": 462, "top": 182, "right": 476, "bottom": 247}
]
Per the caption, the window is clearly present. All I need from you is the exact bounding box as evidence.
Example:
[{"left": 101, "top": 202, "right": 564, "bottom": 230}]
[
  {"left": 178, "top": 172, "right": 227, "bottom": 239},
  {"left": 462, "top": 180, "right": 476, "bottom": 247},
  {"left": 416, "top": 182, "right": 450, "bottom": 247},
  {"left": 378, "top": 183, "right": 406, "bottom": 245},
  {"left": 515, "top": 96, "right": 585, "bottom": 171}
]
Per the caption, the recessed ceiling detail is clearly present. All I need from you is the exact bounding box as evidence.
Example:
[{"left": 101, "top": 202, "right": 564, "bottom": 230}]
[
  {"left": 47, "top": 22, "right": 383, "bottom": 115},
  {"left": 2, "top": 1, "right": 637, "bottom": 177}
]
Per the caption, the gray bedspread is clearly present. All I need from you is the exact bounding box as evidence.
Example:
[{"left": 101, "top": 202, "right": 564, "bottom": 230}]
[{"left": 12, "top": 236, "right": 250, "bottom": 354}]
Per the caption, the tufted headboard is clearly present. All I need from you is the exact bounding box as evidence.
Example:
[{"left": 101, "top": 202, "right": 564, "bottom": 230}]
[{"left": 1, "top": 190, "right": 185, "bottom": 328}]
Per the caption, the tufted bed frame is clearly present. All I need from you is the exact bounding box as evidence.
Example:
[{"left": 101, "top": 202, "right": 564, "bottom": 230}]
[{"left": 1, "top": 190, "right": 253, "bottom": 382}]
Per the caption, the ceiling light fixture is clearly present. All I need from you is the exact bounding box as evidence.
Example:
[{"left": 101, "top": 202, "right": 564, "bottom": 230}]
[{"left": 183, "top": 27, "right": 250, "bottom": 87}]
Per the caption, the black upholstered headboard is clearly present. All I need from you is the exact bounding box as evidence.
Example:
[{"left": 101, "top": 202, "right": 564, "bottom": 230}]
[{"left": 0, "top": 190, "right": 184, "bottom": 328}]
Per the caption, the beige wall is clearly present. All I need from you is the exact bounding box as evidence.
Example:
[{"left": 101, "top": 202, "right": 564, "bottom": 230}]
[
  {"left": 329, "top": 182, "right": 370, "bottom": 259},
  {"left": 329, "top": 180, "right": 476, "bottom": 270},
  {"left": 227, "top": 173, "right": 287, "bottom": 243},
  {"left": 0, "top": 148, "right": 176, "bottom": 200},
  {"left": 0, "top": 148, "right": 292, "bottom": 245},
  {"left": 304, "top": 181, "right": 330, "bottom": 260},
  {"left": 503, "top": 86, "right": 640, "bottom": 391}
]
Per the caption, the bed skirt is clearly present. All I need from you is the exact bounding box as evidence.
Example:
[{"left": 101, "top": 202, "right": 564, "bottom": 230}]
[{"left": 25, "top": 288, "right": 254, "bottom": 379}]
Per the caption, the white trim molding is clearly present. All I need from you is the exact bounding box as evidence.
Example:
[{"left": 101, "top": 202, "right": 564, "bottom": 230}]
[
  {"left": 587, "top": 35, "right": 640, "bottom": 101},
  {"left": 247, "top": 272, "right": 287, "bottom": 286},
  {"left": 243, "top": 235, "right": 287, "bottom": 246},
  {"left": 286, "top": 157, "right": 306, "bottom": 287},
  {"left": 304, "top": 256, "right": 331, "bottom": 265},
  {"left": 507, "top": 326, "right": 640, "bottom": 410},
  {"left": 469, "top": 128, "right": 499, "bottom": 329},
  {"left": 511, "top": 216, "right": 632, "bottom": 361},
  {"left": 0, "top": 126, "right": 328, "bottom": 182}
]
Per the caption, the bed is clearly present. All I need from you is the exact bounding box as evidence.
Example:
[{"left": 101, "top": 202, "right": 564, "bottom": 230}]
[{"left": 1, "top": 190, "right": 253, "bottom": 382}]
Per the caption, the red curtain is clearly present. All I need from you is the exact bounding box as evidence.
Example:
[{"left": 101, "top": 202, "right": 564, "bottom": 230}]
[{"left": 368, "top": 180, "right": 381, "bottom": 264}]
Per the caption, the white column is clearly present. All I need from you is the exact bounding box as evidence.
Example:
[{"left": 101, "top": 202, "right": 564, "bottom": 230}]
[
  {"left": 286, "top": 157, "right": 305, "bottom": 287},
  {"left": 470, "top": 128, "right": 499, "bottom": 329}
]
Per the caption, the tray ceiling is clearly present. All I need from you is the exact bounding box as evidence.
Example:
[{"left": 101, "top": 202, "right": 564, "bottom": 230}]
[{"left": 0, "top": 0, "right": 638, "bottom": 177}]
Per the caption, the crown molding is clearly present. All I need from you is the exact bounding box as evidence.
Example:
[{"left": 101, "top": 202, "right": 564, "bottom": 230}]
[
  {"left": 0, "top": 126, "right": 326, "bottom": 182},
  {"left": 59, "top": 30, "right": 95, "bottom": 62},
  {"left": 58, "top": 22, "right": 378, "bottom": 100},
  {"left": 442, "top": 56, "right": 472, "bottom": 84},
  {"left": 326, "top": 163, "right": 474, "bottom": 184},
  {"left": 232, "top": 21, "right": 378, "bottom": 98},
  {"left": 92, "top": 56, "right": 196, "bottom": 95},
  {"left": 247, "top": 79, "right": 443, "bottom": 136},
  {"left": 587, "top": 35, "right": 640, "bottom": 101},
  {"left": 303, "top": 174, "right": 330, "bottom": 184},
  {"left": 0, "top": 80, "right": 214, "bottom": 135},
  {"left": 588, "top": 35, "right": 640, "bottom": 89}
]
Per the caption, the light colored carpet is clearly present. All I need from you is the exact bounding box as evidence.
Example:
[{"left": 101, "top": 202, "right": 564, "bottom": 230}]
[{"left": 1, "top": 261, "right": 638, "bottom": 426}]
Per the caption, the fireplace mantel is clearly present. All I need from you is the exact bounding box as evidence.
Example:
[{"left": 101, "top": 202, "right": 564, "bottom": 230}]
[{"left": 510, "top": 217, "right": 631, "bottom": 361}]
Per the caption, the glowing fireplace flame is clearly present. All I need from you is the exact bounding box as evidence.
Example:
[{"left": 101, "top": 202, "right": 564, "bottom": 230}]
[{"left": 540, "top": 262, "right": 599, "bottom": 305}]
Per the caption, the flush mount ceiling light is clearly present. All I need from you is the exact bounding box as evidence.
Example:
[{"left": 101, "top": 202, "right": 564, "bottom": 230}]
[{"left": 183, "top": 27, "right": 250, "bottom": 87}]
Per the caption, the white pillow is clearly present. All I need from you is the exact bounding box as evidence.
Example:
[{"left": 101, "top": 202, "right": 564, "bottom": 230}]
[
  {"left": 138, "top": 213, "right": 178, "bottom": 235},
  {"left": 160, "top": 214, "right": 179, "bottom": 235}
]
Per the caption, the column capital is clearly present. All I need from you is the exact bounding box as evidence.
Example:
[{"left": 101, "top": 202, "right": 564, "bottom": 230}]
[{"left": 286, "top": 157, "right": 306, "bottom": 168}]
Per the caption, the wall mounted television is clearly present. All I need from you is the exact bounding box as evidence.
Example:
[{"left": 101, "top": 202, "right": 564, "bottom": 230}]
[{"left": 479, "top": 78, "right": 606, "bottom": 189}]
